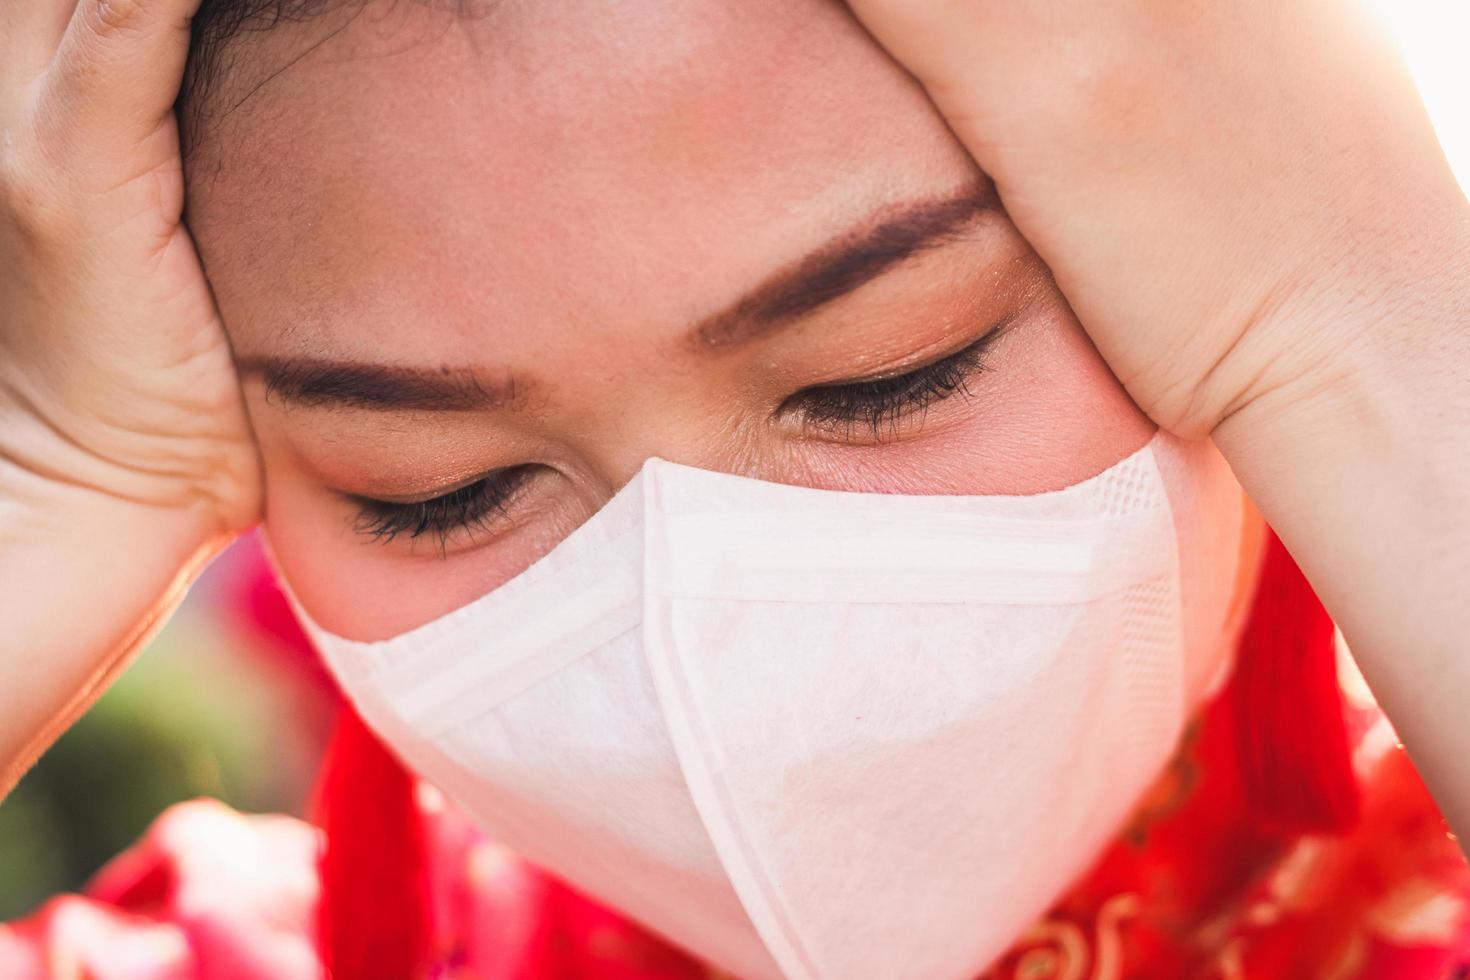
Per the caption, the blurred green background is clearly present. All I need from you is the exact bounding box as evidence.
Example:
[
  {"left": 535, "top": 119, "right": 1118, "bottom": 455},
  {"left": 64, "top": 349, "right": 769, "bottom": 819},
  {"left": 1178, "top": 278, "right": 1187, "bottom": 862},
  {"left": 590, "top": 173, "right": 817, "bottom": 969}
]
[{"left": 0, "top": 538, "right": 334, "bottom": 921}]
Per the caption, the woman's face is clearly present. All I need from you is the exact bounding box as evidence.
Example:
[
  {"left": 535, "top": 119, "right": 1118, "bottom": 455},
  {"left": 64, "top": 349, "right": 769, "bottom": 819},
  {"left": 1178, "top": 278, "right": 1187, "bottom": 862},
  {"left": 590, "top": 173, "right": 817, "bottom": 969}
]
[{"left": 185, "top": 0, "right": 1170, "bottom": 642}]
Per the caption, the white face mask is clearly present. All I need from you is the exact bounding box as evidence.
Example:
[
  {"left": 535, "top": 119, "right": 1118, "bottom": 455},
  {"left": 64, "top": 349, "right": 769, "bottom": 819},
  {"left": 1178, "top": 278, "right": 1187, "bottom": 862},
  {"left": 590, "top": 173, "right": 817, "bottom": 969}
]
[{"left": 290, "top": 431, "right": 1245, "bottom": 980}]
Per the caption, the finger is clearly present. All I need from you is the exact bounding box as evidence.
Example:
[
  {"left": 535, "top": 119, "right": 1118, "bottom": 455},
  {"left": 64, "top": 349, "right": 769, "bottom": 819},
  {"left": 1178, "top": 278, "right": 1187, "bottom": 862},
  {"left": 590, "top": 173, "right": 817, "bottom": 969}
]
[
  {"left": 39, "top": 0, "right": 204, "bottom": 151},
  {"left": 0, "top": 0, "right": 80, "bottom": 86}
]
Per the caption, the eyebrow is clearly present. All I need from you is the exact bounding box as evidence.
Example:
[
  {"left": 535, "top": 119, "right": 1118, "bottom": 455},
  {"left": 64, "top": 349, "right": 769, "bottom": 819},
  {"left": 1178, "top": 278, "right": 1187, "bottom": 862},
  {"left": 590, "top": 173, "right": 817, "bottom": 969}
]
[
  {"left": 237, "top": 181, "right": 1000, "bottom": 413},
  {"left": 240, "top": 359, "right": 521, "bottom": 413},
  {"left": 691, "top": 181, "right": 999, "bottom": 349}
]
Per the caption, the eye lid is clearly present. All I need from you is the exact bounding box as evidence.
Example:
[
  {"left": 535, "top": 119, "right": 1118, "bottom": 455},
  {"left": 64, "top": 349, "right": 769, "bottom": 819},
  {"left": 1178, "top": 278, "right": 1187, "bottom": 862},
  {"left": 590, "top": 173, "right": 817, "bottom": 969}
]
[
  {"left": 801, "top": 311, "right": 1014, "bottom": 393},
  {"left": 347, "top": 465, "right": 540, "bottom": 548},
  {"left": 344, "top": 470, "right": 502, "bottom": 509},
  {"left": 801, "top": 336, "right": 985, "bottom": 393},
  {"left": 332, "top": 313, "right": 1018, "bottom": 550},
  {"left": 779, "top": 322, "right": 1010, "bottom": 439},
  {"left": 340, "top": 458, "right": 552, "bottom": 512}
]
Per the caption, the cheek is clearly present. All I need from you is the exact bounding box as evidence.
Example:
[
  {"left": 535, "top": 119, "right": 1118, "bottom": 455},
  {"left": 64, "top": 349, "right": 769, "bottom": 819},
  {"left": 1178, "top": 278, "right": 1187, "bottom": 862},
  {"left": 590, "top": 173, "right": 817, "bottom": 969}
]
[
  {"left": 1163, "top": 441, "right": 1260, "bottom": 712},
  {"left": 1191, "top": 498, "right": 1267, "bottom": 705},
  {"left": 972, "top": 299, "right": 1159, "bottom": 491},
  {"left": 254, "top": 430, "right": 593, "bottom": 642},
  {"left": 254, "top": 464, "right": 481, "bottom": 642}
]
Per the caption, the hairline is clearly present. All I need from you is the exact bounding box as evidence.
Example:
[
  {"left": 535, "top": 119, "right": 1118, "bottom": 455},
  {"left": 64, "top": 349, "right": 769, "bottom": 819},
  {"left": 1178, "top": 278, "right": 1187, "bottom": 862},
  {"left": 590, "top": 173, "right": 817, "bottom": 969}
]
[{"left": 179, "top": 0, "right": 486, "bottom": 155}]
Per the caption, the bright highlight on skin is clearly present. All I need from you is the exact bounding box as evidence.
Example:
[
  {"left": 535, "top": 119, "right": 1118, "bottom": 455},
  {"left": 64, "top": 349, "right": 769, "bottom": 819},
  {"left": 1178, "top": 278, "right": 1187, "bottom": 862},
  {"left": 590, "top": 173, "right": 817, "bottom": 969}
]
[{"left": 1366, "top": 0, "right": 1470, "bottom": 188}]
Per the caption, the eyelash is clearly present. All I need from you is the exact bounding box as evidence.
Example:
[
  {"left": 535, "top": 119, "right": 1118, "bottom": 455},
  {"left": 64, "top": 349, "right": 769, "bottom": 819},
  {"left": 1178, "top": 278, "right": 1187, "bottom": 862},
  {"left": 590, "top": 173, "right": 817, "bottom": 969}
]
[
  {"left": 350, "top": 331, "right": 999, "bottom": 545},
  {"left": 785, "top": 333, "right": 996, "bottom": 438},
  {"left": 351, "top": 466, "right": 535, "bottom": 547}
]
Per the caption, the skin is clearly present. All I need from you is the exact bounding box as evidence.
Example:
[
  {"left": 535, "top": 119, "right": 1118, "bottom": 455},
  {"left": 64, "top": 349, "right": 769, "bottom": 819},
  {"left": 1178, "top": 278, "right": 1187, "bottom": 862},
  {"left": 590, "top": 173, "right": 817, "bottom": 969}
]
[
  {"left": 849, "top": 0, "right": 1470, "bottom": 838},
  {"left": 1, "top": 0, "right": 1464, "bottom": 863},
  {"left": 183, "top": 0, "right": 1183, "bottom": 640}
]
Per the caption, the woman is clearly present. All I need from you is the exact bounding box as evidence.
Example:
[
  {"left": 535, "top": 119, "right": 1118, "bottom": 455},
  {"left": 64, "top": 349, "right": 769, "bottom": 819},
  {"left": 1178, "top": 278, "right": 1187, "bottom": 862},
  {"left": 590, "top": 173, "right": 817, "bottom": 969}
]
[{"left": 1, "top": 0, "right": 1467, "bottom": 976}]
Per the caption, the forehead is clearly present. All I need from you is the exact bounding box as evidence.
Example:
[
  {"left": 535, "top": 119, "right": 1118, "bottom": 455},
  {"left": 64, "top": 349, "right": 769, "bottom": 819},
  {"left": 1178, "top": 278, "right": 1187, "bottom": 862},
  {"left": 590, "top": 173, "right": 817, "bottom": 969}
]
[{"left": 186, "top": 0, "right": 979, "bottom": 361}]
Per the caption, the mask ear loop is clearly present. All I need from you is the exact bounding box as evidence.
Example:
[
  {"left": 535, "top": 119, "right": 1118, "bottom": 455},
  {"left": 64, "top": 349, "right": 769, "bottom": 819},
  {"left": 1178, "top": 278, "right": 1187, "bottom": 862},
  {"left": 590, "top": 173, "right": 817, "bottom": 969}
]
[
  {"left": 311, "top": 702, "right": 433, "bottom": 979},
  {"left": 1229, "top": 529, "right": 1361, "bottom": 835}
]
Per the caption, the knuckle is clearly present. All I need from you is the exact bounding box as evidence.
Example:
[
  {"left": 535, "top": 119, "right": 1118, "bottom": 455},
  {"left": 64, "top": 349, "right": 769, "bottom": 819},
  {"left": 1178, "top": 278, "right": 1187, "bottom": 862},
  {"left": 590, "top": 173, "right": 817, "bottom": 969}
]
[{"left": 85, "top": 0, "right": 151, "bottom": 38}]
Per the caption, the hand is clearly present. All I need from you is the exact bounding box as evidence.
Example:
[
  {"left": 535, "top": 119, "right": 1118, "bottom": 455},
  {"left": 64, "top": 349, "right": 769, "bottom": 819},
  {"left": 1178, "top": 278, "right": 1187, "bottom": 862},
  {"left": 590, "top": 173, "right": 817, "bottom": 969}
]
[
  {"left": 845, "top": 0, "right": 1469, "bottom": 437},
  {"left": 847, "top": 0, "right": 1470, "bottom": 844},
  {"left": 0, "top": 0, "right": 259, "bottom": 790},
  {"left": 1, "top": 0, "right": 258, "bottom": 528}
]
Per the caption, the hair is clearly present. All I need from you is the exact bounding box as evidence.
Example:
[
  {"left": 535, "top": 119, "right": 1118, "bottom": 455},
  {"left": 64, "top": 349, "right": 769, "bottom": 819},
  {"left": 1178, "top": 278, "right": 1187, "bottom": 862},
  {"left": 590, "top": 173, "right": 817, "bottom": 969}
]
[
  {"left": 179, "top": 0, "right": 335, "bottom": 154},
  {"left": 179, "top": 0, "right": 482, "bottom": 156}
]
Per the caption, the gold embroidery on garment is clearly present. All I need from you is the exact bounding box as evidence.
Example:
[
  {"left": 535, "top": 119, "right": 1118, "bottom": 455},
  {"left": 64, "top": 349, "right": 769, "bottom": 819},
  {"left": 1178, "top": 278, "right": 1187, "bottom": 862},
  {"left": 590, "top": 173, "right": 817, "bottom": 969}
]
[{"left": 1008, "top": 893, "right": 1142, "bottom": 980}]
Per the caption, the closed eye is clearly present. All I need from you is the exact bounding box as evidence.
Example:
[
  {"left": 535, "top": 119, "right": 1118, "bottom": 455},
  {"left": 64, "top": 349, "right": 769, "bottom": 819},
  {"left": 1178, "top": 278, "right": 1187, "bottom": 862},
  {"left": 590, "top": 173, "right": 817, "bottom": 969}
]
[
  {"left": 348, "top": 465, "right": 538, "bottom": 548},
  {"left": 782, "top": 329, "right": 1002, "bottom": 440}
]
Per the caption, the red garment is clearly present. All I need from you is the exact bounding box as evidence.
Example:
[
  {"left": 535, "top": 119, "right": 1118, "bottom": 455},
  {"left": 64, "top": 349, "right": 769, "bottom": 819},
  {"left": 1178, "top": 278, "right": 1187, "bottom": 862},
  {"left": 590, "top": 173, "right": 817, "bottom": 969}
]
[
  {"left": 3, "top": 651, "right": 1467, "bottom": 979},
  {"left": 981, "top": 657, "right": 1470, "bottom": 980},
  {"left": 7, "top": 536, "right": 1468, "bottom": 977}
]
